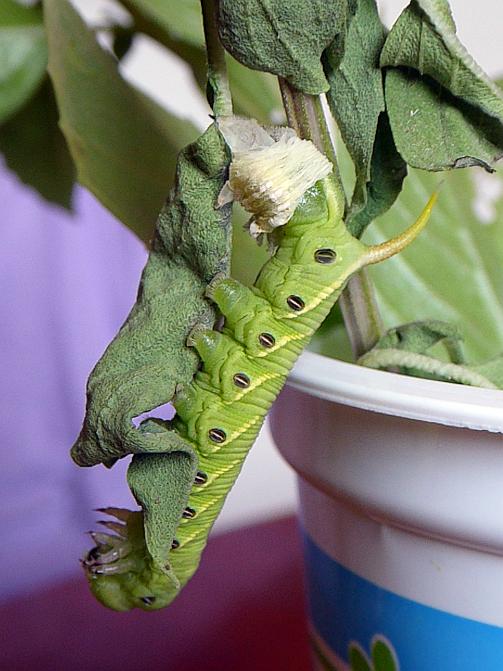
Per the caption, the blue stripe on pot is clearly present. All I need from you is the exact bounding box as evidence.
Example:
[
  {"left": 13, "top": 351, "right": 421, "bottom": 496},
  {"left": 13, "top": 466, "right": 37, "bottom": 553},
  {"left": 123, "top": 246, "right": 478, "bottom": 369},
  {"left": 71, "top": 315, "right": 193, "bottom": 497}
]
[{"left": 303, "top": 532, "right": 503, "bottom": 669}]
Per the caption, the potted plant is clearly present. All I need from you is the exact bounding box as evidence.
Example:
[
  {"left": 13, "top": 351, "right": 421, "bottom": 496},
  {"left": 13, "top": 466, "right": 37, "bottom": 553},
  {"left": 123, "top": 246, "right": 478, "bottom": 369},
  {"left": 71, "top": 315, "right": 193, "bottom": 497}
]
[{"left": 5, "top": 0, "right": 503, "bottom": 667}]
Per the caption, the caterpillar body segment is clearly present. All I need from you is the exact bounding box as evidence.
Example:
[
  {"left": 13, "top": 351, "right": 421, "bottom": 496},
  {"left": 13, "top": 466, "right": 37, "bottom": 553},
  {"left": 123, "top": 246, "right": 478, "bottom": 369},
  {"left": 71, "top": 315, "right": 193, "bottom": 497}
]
[
  {"left": 159, "top": 181, "right": 358, "bottom": 596},
  {"left": 85, "top": 175, "right": 436, "bottom": 611}
]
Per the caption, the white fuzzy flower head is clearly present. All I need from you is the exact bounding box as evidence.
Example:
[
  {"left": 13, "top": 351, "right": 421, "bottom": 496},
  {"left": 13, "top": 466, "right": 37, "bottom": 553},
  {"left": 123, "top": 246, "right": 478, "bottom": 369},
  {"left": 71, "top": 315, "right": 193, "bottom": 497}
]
[{"left": 218, "top": 117, "right": 332, "bottom": 241}]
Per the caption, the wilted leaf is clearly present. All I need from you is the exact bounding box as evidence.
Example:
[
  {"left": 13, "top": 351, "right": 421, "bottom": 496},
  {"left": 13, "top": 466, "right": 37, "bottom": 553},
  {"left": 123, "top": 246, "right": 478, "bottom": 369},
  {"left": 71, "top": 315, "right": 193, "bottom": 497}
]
[
  {"left": 385, "top": 69, "right": 503, "bottom": 172},
  {"left": 72, "top": 123, "right": 233, "bottom": 589},
  {"left": 0, "top": 77, "right": 75, "bottom": 209},
  {"left": 44, "top": 0, "right": 198, "bottom": 242},
  {"left": 324, "top": 0, "right": 388, "bottom": 229},
  {"left": 347, "top": 113, "right": 407, "bottom": 237},
  {"left": 0, "top": 0, "right": 47, "bottom": 123},
  {"left": 383, "top": 0, "right": 503, "bottom": 121},
  {"left": 218, "top": 0, "right": 349, "bottom": 95},
  {"left": 373, "top": 320, "right": 464, "bottom": 361},
  {"left": 359, "top": 335, "right": 500, "bottom": 389},
  {"left": 381, "top": 0, "right": 503, "bottom": 171},
  {"left": 357, "top": 319, "right": 472, "bottom": 382}
]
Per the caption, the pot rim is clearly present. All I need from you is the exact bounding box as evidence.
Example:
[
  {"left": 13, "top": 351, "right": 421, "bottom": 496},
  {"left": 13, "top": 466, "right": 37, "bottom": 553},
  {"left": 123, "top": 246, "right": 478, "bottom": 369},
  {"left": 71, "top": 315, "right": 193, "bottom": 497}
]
[{"left": 288, "top": 351, "right": 503, "bottom": 434}]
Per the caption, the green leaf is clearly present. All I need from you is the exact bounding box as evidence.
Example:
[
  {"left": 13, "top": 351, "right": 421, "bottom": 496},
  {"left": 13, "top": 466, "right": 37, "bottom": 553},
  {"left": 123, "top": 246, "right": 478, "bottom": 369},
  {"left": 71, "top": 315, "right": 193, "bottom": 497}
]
[
  {"left": 0, "top": 0, "right": 47, "bottom": 123},
  {"left": 119, "top": 0, "right": 207, "bottom": 88},
  {"left": 365, "top": 166, "right": 503, "bottom": 362},
  {"left": 324, "top": 0, "right": 387, "bottom": 224},
  {"left": 473, "top": 355, "right": 503, "bottom": 389},
  {"left": 0, "top": 77, "right": 75, "bottom": 209},
  {"left": 381, "top": 0, "right": 503, "bottom": 171},
  {"left": 218, "top": 0, "right": 349, "bottom": 95},
  {"left": 121, "top": 0, "right": 204, "bottom": 49},
  {"left": 44, "top": 0, "right": 198, "bottom": 242},
  {"left": 119, "top": 0, "right": 282, "bottom": 124}
]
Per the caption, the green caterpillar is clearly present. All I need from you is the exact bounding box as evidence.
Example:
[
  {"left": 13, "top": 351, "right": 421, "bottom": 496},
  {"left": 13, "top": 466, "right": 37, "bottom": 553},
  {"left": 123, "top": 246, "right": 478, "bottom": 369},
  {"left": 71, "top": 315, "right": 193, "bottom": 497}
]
[{"left": 82, "top": 125, "right": 436, "bottom": 612}]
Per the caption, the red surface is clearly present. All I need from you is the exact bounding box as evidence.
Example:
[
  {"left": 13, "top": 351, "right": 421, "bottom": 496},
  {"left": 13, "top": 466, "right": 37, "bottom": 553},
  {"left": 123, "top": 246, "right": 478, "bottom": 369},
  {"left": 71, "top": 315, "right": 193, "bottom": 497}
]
[{"left": 1, "top": 516, "right": 311, "bottom": 671}]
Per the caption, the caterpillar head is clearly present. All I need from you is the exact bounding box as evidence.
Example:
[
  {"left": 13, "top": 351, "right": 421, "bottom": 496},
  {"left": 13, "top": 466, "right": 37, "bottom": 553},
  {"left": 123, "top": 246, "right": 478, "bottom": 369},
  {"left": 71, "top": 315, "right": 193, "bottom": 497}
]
[
  {"left": 83, "top": 508, "right": 177, "bottom": 611},
  {"left": 218, "top": 115, "right": 438, "bottom": 264},
  {"left": 217, "top": 116, "right": 332, "bottom": 244}
]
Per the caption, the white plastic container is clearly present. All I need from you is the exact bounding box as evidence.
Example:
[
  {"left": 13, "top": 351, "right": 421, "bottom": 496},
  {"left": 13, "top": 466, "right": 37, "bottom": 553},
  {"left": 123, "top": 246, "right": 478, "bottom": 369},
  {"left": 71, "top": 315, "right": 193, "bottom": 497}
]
[{"left": 270, "top": 351, "right": 503, "bottom": 671}]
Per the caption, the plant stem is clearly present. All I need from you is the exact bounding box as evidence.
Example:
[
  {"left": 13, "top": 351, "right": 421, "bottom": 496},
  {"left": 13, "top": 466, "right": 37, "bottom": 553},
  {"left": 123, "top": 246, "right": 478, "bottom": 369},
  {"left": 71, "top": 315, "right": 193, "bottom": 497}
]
[
  {"left": 279, "top": 78, "right": 345, "bottom": 210},
  {"left": 339, "top": 269, "right": 384, "bottom": 356},
  {"left": 200, "top": 0, "right": 232, "bottom": 117},
  {"left": 278, "top": 78, "right": 384, "bottom": 357}
]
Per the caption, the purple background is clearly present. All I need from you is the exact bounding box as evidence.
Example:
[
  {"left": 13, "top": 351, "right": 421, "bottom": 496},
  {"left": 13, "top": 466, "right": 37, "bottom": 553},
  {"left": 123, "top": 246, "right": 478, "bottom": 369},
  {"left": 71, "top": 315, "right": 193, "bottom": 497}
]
[
  {"left": 0, "top": 165, "right": 311, "bottom": 671},
  {"left": 0, "top": 162, "right": 149, "bottom": 600}
]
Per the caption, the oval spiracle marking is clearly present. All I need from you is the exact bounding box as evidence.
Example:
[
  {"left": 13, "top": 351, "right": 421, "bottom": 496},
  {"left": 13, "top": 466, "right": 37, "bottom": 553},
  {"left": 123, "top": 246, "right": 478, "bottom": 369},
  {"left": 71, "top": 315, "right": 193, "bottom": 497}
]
[
  {"left": 141, "top": 596, "right": 156, "bottom": 605},
  {"left": 314, "top": 248, "right": 337, "bottom": 264},
  {"left": 258, "top": 332, "right": 275, "bottom": 348},
  {"left": 194, "top": 471, "right": 208, "bottom": 485},
  {"left": 233, "top": 372, "right": 251, "bottom": 388},
  {"left": 182, "top": 507, "right": 197, "bottom": 519},
  {"left": 208, "top": 427, "right": 227, "bottom": 443},
  {"left": 286, "top": 295, "right": 305, "bottom": 311}
]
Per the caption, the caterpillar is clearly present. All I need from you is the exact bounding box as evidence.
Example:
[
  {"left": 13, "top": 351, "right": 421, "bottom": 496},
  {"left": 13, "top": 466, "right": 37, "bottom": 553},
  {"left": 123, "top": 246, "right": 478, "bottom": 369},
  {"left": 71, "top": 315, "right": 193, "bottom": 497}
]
[{"left": 82, "top": 121, "right": 436, "bottom": 611}]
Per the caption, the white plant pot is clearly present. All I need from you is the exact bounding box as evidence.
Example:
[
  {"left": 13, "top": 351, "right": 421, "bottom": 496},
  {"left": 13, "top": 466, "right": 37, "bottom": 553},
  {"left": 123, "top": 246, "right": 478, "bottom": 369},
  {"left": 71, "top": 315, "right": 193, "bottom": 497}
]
[{"left": 270, "top": 351, "right": 503, "bottom": 671}]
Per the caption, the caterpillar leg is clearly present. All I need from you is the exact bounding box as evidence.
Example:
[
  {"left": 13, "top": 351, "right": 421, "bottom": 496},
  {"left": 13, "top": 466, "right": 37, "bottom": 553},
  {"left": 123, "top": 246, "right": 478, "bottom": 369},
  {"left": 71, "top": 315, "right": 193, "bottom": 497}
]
[
  {"left": 88, "top": 558, "right": 137, "bottom": 576},
  {"left": 83, "top": 508, "right": 178, "bottom": 612},
  {"left": 95, "top": 506, "right": 130, "bottom": 522},
  {"left": 83, "top": 509, "right": 135, "bottom": 571},
  {"left": 206, "top": 276, "right": 302, "bottom": 358},
  {"left": 84, "top": 530, "right": 132, "bottom": 567}
]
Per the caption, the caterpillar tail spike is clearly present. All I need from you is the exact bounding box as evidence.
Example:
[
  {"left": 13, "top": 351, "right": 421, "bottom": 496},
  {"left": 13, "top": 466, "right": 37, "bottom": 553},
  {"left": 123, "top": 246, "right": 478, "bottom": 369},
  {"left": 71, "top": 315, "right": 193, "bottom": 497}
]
[
  {"left": 83, "top": 119, "right": 437, "bottom": 611},
  {"left": 364, "top": 190, "right": 439, "bottom": 265}
]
